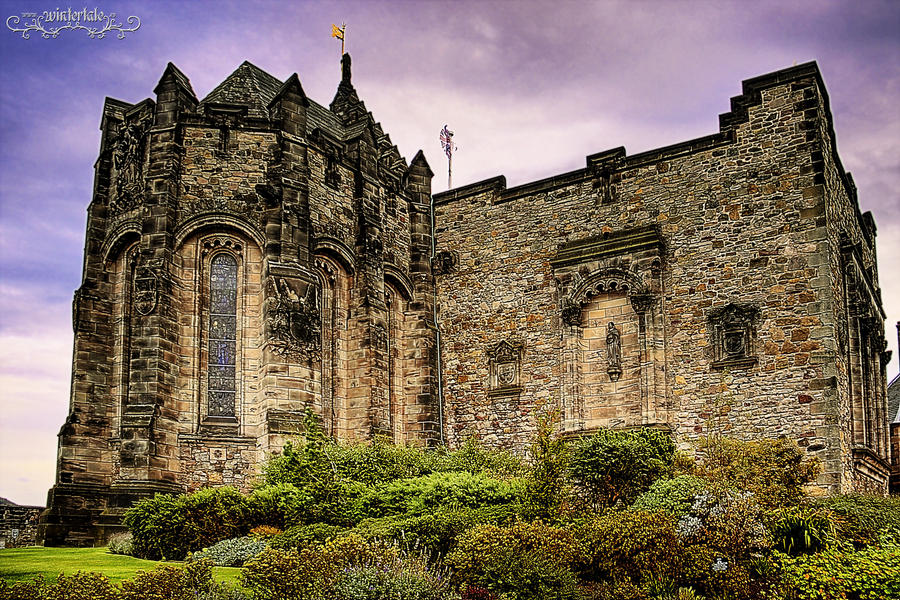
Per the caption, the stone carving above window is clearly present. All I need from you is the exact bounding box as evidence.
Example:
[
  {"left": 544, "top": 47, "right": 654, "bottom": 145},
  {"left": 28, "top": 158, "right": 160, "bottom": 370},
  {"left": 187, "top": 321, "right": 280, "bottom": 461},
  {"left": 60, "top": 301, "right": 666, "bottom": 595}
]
[
  {"left": 486, "top": 339, "right": 524, "bottom": 397},
  {"left": 111, "top": 118, "right": 150, "bottom": 214},
  {"left": 265, "top": 277, "right": 321, "bottom": 361},
  {"left": 708, "top": 303, "right": 760, "bottom": 369}
]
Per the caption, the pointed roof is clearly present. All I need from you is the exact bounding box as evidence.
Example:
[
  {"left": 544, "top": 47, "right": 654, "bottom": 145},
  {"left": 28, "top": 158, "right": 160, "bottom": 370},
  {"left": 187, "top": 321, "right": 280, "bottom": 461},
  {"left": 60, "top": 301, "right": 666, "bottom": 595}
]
[
  {"left": 201, "top": 61, "right": 283, "bottom": 118},
  {"left": 154, "top": 62, "right": 197, "bottom": 100}
]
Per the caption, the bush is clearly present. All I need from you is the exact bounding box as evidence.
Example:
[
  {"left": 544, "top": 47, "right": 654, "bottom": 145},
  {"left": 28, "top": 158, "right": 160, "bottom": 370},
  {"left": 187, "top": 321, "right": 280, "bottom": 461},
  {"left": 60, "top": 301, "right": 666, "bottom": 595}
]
[
  {"left": 777, "top": 544, "right": 900, "bottom": 600},
  {"left": 694, "top": 437, "right": 818, "bottom": 508},
  {"left": 246, "top": 483, "right": 307, "bottom": 529},
  {"left": 630, "top": 475, "right": 709, "bottom": 516},
  {"left": 767, "top": 505, "right": 839, "bottom": 555},
  {"left": 814, "top": 493, "right": 900, "bottom": 547},
  {"left": 569, "top": 427, "right": 675, "bottom": 508},
  {"left": 523, "top": 407, "right": 570, "bottom": 519},
  {"left": 4, "top": 572, "right": 119, "bottom": 600},
  {"left": 270, "top": 522, "right": 348, "bottom": 550},
  {"left": 447, "top": 520, "right": 583, "bottom": 598},
  {"left": 329, "top": 549, "right": 458, "bottom": 600},
  {"left": 189, "top": 536, "right": 267, "bottom": 567},
  {"left": 120, "top": 560, "right": 218, "bottom": 600},
  {"left": 576, "top": 510, "right": 683, "bottom": 585},
  {"left": 352, "top": 504, "right": 518, "bottom": 555},
  {"left": 124, "top": 486, "right": 249, "bottom": 560},
  {"left": 356, "top": 471, "right": 522, "bottom": 519},
  {"left": 107, "top": 531, "right": 134, "bottom": 556}
]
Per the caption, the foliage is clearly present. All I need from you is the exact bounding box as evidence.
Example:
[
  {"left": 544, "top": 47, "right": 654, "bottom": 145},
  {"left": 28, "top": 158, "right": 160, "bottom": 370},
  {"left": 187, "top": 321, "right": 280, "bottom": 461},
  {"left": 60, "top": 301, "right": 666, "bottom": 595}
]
[
  {"left": 523, "top": 406, "right": 570, "bottom": 519},
  {"left": 767, "top": 505, "right": 839, "bottom": 555},
  {"left": 630, "top": 475, "right": 708, "bottom": 517},
  {"left": 776, "top": 544, "right": 900, "bottom": 600},
  {"left": 0, "top": 572, "right": 118, "bottom": 600},
  {"left": 356, "top": 470, "right": 522, "bottom": 519},
  {"left": 106, "top": 532, "right": 134, "bottom": 556},
  {"left": 119, "top": 560, "right": 218, "bottom": 600},
  {"left": 576, "top": 510, "right": 684, "bottom": 585},
  {"left": 269, "top": 522, "right": 347, "bottom": 550},
  {"left": 245, "top": 483, "right": 306, "bottom": 529},
  {"left": 248, "top": 525, "right": 282, "bottom": 538},
  {"left": 694, "top": 437, "right": 818, "bottom": 508},
  {"left": 426, "top": 435, "right": 525, "bottom": 479},
  {"left": 351, "top": 504, "right": 518, "bottom": 555},
  {"left": 813, "top": 493, "right": 900, "bottom": 547},
  {"left": 446, "top": 520, "right": 583, "bottom": 598},
  {"left": 460, "top": 586, "right": 500, "bottom": 600},
  {"left": 329, "top": 549, "right": 458, "bottom": 600},
  {"left": 124, "top": 486, "right": 249, "bottom": 560},
  {"left": 569, "top": 427, "right": 675, "bottom": 508},
  {"left": 189, "top": 536, "right": 268, "bottom": 567}
]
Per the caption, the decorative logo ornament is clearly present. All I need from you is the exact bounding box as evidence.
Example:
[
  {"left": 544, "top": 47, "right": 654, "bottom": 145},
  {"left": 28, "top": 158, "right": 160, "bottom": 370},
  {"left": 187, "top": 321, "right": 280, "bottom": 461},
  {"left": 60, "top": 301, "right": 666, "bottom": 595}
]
[
  {"left": 7, "top": 9, "right": 140, "bottom": 39},
  {"left": 133, "top": 266, "right": 158, "bottom": 316}
]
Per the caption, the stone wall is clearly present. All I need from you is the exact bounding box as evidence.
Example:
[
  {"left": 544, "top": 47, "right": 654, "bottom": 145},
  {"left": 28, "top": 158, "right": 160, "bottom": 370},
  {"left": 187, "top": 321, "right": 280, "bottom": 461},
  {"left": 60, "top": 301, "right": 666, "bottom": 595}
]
[
  {"left": 0, "top": 503, "right": 42, "bottom": 548},
  {"left": 433, "top": 63, "right": 890, "bottom": 493}
]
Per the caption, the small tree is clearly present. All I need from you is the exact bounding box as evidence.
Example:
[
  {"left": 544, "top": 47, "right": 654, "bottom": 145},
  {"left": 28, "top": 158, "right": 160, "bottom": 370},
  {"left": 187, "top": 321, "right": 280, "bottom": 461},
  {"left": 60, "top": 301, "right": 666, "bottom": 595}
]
[
  {"left": 569, "top": 427, "right": 675, "bottom": 509},
  {"left": 524, "top": 405, "right": 570, "bottom": 520}
]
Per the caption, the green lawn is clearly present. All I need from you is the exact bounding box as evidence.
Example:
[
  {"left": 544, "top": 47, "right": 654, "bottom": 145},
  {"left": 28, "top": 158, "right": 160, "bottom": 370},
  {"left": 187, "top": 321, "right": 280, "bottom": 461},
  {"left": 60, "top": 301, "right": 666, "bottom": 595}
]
[{"left": 0, "top": 546, "right": 241, "bottom": 586}]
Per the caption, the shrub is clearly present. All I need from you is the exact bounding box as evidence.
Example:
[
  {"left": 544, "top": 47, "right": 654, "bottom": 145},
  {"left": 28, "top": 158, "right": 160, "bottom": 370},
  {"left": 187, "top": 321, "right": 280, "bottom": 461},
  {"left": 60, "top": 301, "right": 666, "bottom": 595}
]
[
  {"left": 241, "top": 547, "right": 329, "bottom": 600},
  {"left": 356, "top": 470, "right": 522, "bottom": 518},
  {"left": 352, "top": 504, "right": 518, "bottom": 555},
  {"left": 246, "top": 483, "right": 307, "bottom": 529},
  {"left": 35, "top": 572, "right": 118, "bottom": 600},
  {"left": 249, "top": 525, "right": 282, "bottom": 538},
  {"left": 776, "top": 544, "right": 900, "bottom": 600},
  {"left": 767, "top": 505, "right": 839, "bottom": 555},
  {"left": 576, "top": 510, "right": 683, "bottom": 585},
  {"left": 461, "top": 586, "right": 500, "bottom": 600},
  {"left": 630, "top": 475, "right": 708, "bottom": 516},
  {"left": 189, "top": 536, "right": 267, "bottom": 567},
  {"left": 427, "top": 435, "right": 525, "bottom": 479},
  {"left": 447, "top": 520, "right": 583, "bottom": 597},
  {"left": 569, "top": 427, "right": 675, "bottom": 508},
  {"left": 119, "top": 560, "right": 218, "bottom": 600},
  {"left": 814, "top": 493, "right": 900, "bottom": 547},
  {"left": 107, "top": 531, "right": 134, "bottom": 555},
  {"left": 270, "top": 522, "right": 347, "bottom": 549},
  {"left": 523, "top": 406, "right": 570, "bottom": 519},
  {"left": 694, "top": 437, "right": 818, "bottom": 508},
  {"left": 329, "top": 549, "right": 458, "bottom": 600},
  {"left": 124, "top": 486, "right": 248, "bottom": 560}
]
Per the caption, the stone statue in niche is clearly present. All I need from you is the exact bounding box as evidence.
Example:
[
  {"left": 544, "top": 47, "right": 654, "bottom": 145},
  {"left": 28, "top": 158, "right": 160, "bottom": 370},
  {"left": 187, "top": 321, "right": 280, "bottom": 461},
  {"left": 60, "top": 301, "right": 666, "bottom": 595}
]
[
  {"left": 265, "top": 278, "right": 321, "bottom": 360},
  {"left": 112, "top": 119, "right": 149, "bottom": 212},
  {"left": 606, "top": 322, "right": 622, "bottom": 382}
]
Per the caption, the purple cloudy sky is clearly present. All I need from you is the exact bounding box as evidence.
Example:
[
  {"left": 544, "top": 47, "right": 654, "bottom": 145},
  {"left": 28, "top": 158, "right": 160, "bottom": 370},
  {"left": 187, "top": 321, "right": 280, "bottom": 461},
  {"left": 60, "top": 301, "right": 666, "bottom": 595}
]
[{"left": 0, "top": 0, "right": 898, "bottom": 506}]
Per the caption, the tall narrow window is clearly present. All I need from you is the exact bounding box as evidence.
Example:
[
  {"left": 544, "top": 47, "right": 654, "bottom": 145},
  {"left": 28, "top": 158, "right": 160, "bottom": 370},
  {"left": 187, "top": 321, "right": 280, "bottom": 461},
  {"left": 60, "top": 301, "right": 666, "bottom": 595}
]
[{"left": 208, "top": 254, "right": 237, "bottom": 418}]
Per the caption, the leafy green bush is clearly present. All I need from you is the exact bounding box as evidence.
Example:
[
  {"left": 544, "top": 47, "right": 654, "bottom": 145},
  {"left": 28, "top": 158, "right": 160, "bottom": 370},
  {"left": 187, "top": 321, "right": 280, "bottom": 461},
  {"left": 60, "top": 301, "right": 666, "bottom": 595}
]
[
  {"left": 523, "top": 407, "right": 570, "bottom": 519},
  {"left": 814, "top": 493, "right": 900, "bottom": 547},
  {"left": 630, "top": 475, "right": 708, "bottom": 516},
  {"left": 0, "top": 572, "right": 119, "bottom": 600},
  {"left": 447, "top": 520, "right": 583, "bottom": 598},
  {"left": 330, "top": 550, "right": 458, "bottom": 600},
  {"left": 576, "top": 510, "right": 683, "bottom": 585},
  {"left": 569, "top": 427, "right": 675, "bottom": 508},
  {"left": 352, "top": 504, "right": 519, "bottom": 555},
  {"left": 124, "top": 487, "right": 249, "bottom": 560},
  {"left": 245, "top": 483, "right": 306, "bottom": 529},
  {"left": 767, "top": 505, "right": 838, "bottom": 555},
  {"left": 694, "top": 437, "right": 818, "bottom": 508},
  {"left": 106, "top": 531, "right": 134, "bottom": 556},
  {"left": 776, "top": 544, "right": 900, "bottom": 600},
  {"left": 119, "top": 560, "right": 219, "bottom": 600},
  {"left": 269, "top": 522, "right": 347, "bottom": 550},
  {"left": 188, "top": 536, "right": 267, "bottom": 567},
  {"left": 356, "top": 470, "right": 522, "bottom": 518}
]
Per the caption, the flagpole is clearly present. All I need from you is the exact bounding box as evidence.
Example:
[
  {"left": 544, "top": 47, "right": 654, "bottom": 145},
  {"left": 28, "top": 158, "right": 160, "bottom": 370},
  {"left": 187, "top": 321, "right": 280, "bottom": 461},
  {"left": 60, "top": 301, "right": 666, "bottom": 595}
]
[{"left": 448, "top": 152, "right": 452, "bottom": 189}]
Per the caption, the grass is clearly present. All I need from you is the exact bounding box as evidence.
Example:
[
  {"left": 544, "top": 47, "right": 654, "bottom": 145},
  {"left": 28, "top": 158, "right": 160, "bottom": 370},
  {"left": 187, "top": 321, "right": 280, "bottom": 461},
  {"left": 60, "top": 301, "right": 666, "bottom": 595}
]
[{"left": 0, "top": 546, "right": 241, "bottom": 586}]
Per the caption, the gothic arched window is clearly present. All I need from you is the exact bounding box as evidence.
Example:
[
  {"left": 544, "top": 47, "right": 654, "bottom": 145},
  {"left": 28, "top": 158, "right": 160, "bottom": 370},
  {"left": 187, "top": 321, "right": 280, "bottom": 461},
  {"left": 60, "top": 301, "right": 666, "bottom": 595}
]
[{"left": 208, "top": 253, "right": 237, "bottom": 417}]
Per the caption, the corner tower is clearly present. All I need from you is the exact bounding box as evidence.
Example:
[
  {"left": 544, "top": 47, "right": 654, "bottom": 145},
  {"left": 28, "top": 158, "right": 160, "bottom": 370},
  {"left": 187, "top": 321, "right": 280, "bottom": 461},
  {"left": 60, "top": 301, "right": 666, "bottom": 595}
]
[{"left": 38, "top": 56, "right": 440, "bottom": 545}]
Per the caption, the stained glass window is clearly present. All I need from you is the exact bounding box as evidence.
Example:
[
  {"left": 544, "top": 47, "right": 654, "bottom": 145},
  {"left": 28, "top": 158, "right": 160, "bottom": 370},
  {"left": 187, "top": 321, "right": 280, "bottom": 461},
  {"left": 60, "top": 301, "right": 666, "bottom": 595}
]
[{"left": 208, "top": 254, "right": 237, "bottom": 417}]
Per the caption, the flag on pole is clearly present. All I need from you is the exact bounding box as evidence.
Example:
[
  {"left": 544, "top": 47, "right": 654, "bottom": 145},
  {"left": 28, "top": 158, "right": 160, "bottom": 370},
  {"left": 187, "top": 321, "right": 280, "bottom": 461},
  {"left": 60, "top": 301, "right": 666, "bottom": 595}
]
[
  {"left": 331, "top": 24, "right": 345, "bottom": 40},
  {"left": 440, "top": 125, "right": 456, "bottom": 158}
]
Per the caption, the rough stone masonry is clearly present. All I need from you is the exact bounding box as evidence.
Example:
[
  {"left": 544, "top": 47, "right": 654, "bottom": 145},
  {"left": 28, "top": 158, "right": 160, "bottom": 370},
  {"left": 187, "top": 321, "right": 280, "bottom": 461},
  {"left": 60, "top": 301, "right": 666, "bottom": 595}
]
[{"left": 37, "top": 58, "right": 892, "bottom": 546}]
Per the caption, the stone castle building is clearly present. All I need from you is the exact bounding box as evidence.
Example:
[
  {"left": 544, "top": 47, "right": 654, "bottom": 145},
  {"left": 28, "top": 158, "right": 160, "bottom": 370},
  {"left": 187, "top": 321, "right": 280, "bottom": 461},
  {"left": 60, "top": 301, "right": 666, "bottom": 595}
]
[{"left": 38, "top": 58, "right": 892, "bottom": 545}]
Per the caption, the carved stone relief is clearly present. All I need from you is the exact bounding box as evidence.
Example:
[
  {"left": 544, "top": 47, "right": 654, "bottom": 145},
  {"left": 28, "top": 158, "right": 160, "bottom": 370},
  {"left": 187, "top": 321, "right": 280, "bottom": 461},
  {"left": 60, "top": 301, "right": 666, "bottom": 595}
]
[
  {"left": 606, "top": 322, "right": 622, "bottom": 382},
  {"left": 111, "top": 118, "right": 150, "bottom": 214},
  {"left": 432, "top": 250, "right": 457, "bottom": 276},
  {"left": 133, "top": 265, "right": 159, "bottom": 316},
  {"left": 487, "top": 339, "right": 524, "bottom": 396},
  {"left": 708, "top": 303, "right": 760, "bottom": 369},
  {"left": 265, "top": 277, "right": 322, "bottom": 360}
]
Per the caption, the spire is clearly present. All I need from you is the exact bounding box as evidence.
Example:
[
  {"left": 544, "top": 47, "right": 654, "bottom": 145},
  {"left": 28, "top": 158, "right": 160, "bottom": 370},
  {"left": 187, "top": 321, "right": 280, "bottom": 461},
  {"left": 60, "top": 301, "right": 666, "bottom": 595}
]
[{"left": 341, "top": 53, "right": 352, "bottom": 85}]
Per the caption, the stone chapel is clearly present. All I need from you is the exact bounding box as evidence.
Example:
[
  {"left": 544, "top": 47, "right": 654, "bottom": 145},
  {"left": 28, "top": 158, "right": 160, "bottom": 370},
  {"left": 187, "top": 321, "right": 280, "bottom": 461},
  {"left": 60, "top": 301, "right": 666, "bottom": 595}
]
[{"left": 38, "top": 58, "right": 892, "bottom": 545}]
